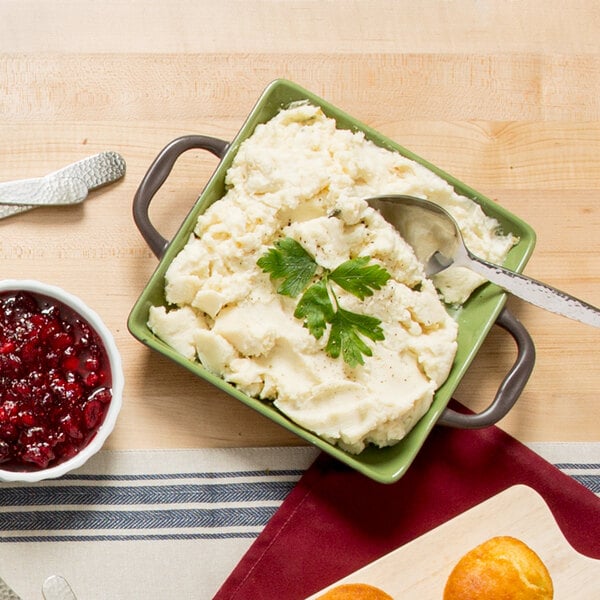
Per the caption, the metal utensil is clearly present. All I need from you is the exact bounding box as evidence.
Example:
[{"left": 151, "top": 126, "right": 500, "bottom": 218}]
[
  {"left": 367, "top": 194, "right": 600, "bottom": 328},
  {"left": 0, "top": 151, "right": 126, "bottom": 220},
  {"left": 42, "top": 575, "right": 77, "bottom": 600},
  {"left": 0, "top": 576, "right": 22, "bottom": 600}
]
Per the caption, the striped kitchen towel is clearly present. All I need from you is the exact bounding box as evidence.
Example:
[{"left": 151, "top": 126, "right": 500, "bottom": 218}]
[
  {"left": 0, "top": 447, "right": 318, "bottom": 599},
  {"left": 0, "top": 444, "right": 597, "bottom": 599},
  {"left": 527, "top": 442, "right": 600, "bottom": 495}
]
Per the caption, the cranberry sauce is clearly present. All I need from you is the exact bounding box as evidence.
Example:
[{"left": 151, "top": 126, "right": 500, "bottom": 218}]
[{"left": 0, "top": 290, "right": 113, "bottom": 471}]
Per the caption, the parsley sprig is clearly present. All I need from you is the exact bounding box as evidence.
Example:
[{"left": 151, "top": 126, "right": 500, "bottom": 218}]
[{"left": 257, "top": 237, "right": 391, "bottom": 367}]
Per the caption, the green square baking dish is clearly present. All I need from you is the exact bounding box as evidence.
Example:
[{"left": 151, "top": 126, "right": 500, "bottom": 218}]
[{"left": 128, "top": 79, "right": 536, "bottom": 484}]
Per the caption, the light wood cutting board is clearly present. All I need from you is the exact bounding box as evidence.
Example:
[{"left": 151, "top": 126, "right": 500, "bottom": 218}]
[{"left": 307, "top": 485, "right": 599, "bottom": 598}]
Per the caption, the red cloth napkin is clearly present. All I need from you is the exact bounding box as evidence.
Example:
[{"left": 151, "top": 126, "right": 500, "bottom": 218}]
[{"left": 214, "top": 409, "right": 600, "bottom": 600}]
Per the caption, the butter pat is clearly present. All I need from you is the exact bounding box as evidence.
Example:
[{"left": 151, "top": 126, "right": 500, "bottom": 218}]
[{"left": 148, "top": 103, "right": 515, "bottom": 454}]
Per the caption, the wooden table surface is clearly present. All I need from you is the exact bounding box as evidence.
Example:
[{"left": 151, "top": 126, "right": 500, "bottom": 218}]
[{"left": 0, "top": 1, "right": 598, "bottom": 451}]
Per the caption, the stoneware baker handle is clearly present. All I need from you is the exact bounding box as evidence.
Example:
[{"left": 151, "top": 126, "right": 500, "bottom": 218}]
[
  {"left": 437, "top": 307, "right": 535, "bottom": 428},
  {"left": 133, "top": 135, "right": 229, "bottom": 258}
]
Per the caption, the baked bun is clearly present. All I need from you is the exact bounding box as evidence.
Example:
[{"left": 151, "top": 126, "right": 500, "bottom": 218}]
[
  {"left": 444, "top": 535, "right": 553, "bottom": 599},
  {"left": 317, "top": 582, "right": 393, "bottom": 599}
]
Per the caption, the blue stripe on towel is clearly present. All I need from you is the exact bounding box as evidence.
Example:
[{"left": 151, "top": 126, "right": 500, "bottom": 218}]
[
  {"left": 0, "top": 469, "right": 305, "bottom": 543},
  {"left": 554, "top": 463, "right": 600, "bottom": 493},
  {"left": 0, "top": 480, "right": 297, "bottom": 507},
  {"left": 553, "top": 463, "right": 600, "bottom": 470},
  {"left": 0, "top": 461, "right": 597, "bottom": 544},
  {"left": 0, "top": 532, "right": 261, "bottom": 543},
  {"left": 0, "top": 506, "right": 276, "bottom": 531},
  {"left": 570, "top": 474, "right": 600, "bottom": 493},
  {"left": 59, "top": 468, "right": 305, "bottom": 481}
]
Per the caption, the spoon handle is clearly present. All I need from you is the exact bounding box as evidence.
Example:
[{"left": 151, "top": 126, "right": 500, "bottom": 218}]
[{"left": 461, "top": 253, "right": 600, "bottom": 328}]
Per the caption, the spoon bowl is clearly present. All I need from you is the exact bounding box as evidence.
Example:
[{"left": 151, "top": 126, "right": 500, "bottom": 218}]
[{"left": 366, "top": 195, "right": 600, "bottom": 328}]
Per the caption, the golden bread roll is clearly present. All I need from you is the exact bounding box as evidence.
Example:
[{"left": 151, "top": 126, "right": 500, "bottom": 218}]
[
  {"left": 317, "top": 582, "right": 394, "bottom": 599},
  {"left": 444, "top": 535, "right": 553, "bottom": 599}
]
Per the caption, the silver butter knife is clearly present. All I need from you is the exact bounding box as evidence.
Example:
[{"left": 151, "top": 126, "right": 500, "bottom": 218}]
[{"left": 0, "top": 151, "right": 126, "bottom": 219}]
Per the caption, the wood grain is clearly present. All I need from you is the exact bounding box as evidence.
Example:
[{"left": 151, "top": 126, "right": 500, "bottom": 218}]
[
  {"left": 1, "top": 1, "right": 598, "bottom": 54},
  {"left": 0, "top": 2, "right": 598, "bottom": 448},
  {"left": 307, "top": 486, "right": 600, "bottom": 599},
  {"left": 2, "top": 54, "right": 600, "bottom": 122}
]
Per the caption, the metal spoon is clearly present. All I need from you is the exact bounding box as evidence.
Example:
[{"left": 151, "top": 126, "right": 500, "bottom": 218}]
[
  {"left": 42, "top": 575, "right": 77, "bottom": 600},
  {"left": 366, "top": 194, "right": 600, "bottom": 328}
]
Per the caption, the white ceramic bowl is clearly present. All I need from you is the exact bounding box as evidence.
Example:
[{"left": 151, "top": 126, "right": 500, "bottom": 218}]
[{"left": 0, "top": 279, "right": 124, "bottom": 482}]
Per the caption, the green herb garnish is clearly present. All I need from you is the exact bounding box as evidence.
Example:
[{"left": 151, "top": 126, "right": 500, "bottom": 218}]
[{"left": 257, "top": 237, "right": 391, "bottom": 367}]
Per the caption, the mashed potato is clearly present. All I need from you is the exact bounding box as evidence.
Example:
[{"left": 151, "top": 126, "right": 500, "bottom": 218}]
[{"left": 148, "top": 103, "right": 515, "bottom": 453}]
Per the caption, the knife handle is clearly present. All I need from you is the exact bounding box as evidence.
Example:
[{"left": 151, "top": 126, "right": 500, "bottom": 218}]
[
  {"left": 0, "top": 177, "right": 88, "bottom": 207},
  {"left": 0, "top": 152, "right": 125, "bottom": 219},
  {"left": 463, "top": 252, "right": 600, "bottom": 328}
]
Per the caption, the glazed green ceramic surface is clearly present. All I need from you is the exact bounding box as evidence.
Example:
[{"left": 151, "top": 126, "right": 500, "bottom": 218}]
[{"left": 128, "top": 79, "right": 536, "bottom": 483}]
